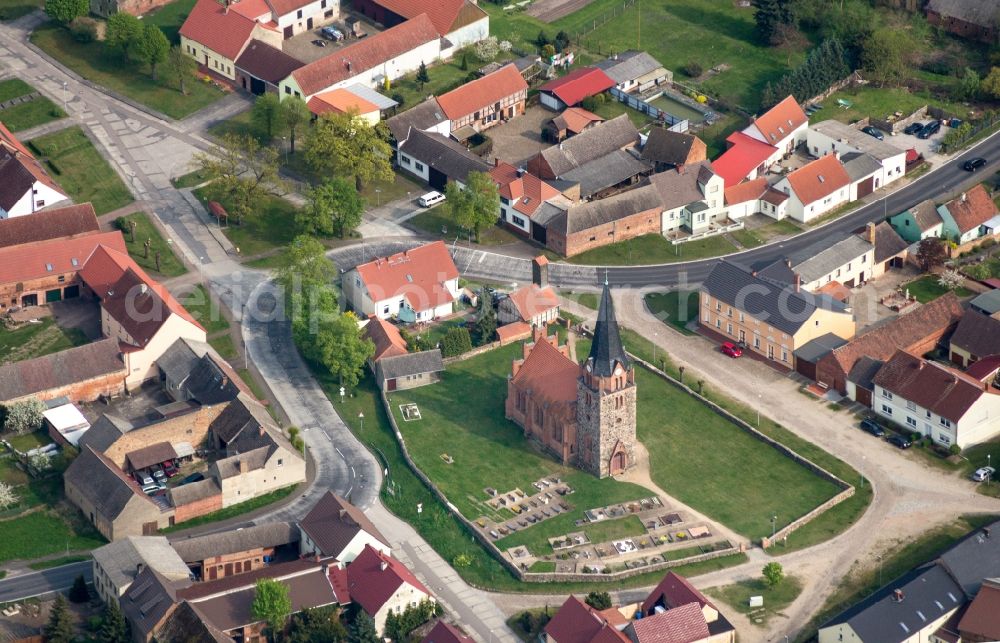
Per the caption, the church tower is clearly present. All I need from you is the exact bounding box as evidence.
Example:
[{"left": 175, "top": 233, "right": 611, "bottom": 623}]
[{"left": 576, "top": 281, "right": 637, "bottom": 478}]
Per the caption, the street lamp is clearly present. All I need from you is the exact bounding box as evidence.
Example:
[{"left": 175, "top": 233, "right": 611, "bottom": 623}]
[
  {"left": 281, "top": 136, "right": 288, "bottom": 165},
  {"left": 375, "top": 188, "right": 382, "bottom": 207},
  {"left": 652, "top": 331, "right": 657, "bottom": 366},
  {"left": 61, "top": 81, "right": 67, "bottom": 110},
  {"left": 358, "top": 411, "right": 364, "bottom": 431}
]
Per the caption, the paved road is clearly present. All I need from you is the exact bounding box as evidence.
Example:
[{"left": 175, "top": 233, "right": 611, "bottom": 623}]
[{"left": 0, "top": 562, "right": 91, "bottom": 603}]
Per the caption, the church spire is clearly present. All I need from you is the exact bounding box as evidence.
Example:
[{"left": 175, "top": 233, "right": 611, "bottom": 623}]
[{"left": 587, "top": 282, "right": 630, "bottom": 377}]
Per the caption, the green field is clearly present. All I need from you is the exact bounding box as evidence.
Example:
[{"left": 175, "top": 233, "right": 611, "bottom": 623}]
[
  {"left": 902, "top": 275, "right": 973, "bottom": 303},
  {"left": 209, "top": 333, "right": 237, "bottom": 360},
  {"left": 566, "top": 234, "right": 737, "bottom": 266},
  {"left": 0, "top": 0, "right": 39, "bottom": 20},
  {"left": 31, "top": 23, "right": 224, "bottom": 119},
  {"left": 160, "top": 484, "right": 297, "bottom": 533},
  {"left": 180, "top": 284, "right": 230, "bottom": 336},
  {"left": 644, "top": 291, "right": 698, "bottom": 335},
  {"left": 192, "top": 187, "right": 298, "bottom": 256},
  {"left": 407, "top": 206, "right": 521, "bottom": 246},
  {"left": 706, "top": 575, "right": 803, "bottom": 626},
  {"left": 27, "top": 126, "right": 133, "bottom": 214},
  {"left": 808, "top": 85, "right": 973, "bottom": 126},
  {"left": 117, "top": 212, "right": 187, "bottom": 277},
  {"left": 0, "top": 317, "right": 89, "bottom": 364},
  {"left": 144, "top": 0, "right": 198, "bottom": 43},
  {"left": 0, "top": 79, "right": 65, "bottom": 132}
]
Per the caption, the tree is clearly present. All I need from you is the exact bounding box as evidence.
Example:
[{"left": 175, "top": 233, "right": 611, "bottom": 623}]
[
  {"left": 193, "top": 133, "right": 284, "bottom": 225},
  {"left": 287, "top": 606, "right": 346, "bottom": 643},
  {"left": 135, "top": 24, "right": 170, "bottom": 80},
  {"left": 535, "top": 30, "right": 550, "bottom": 47},
  {"left": 416, "top": 61, "right": 430, "bottom": 90},
  {"left": 252, "top": 93, "right": 282, "bottom": 141},
  {"left": 445, "top": 171, "right": 500, "bottom": 243},
  {"left": 752, "top": 0, "right": 794, "bottom": 45},
  {"left": 383, "top": 600, "right": 437, "bottom": 642},
  {"left": 98, "top": 601, "right": 128, "bottom": 643},
  {"left": 4, "top": 397, "right": 45, "bottom": 434},
  {"left": 938, "top": 268, "right": 965, "bottom": 290},
  {"left": 982, "top": 67, "right": 1000, "bottom": 100},
  {"left": 280, "top": 96, "right": 310, "bottom": 155},
  {"left": 304, "top": 112, "right": 394, "bottom": 190},
  {"left": 959, "top": 67, "right": 981, "bottom": 101},
  {"left": 44, "top": 595, "right": 74, "bottom": 643},
  {"left": 44, "top": 0, "right": 87, "bottom": 25},
  {"left": 69, "top": 574, "right": 89, "bottom": 603},
  {"left": 474, "top": 35, "right": 500, "bottom": 61},
  {"left": 277, "top": 236, "right": 340, "bottom": 364},
  {"left": 315, "top": 312, "right": 375, "bottom": 390},
  {"left": 252, "top": 578, "right": 292, "bottom": 641},
  {"left": 298, "top": 177, "right": 365, "bottom": 237},
  {"left": 105, "top": 12, "right": 143, "bottom": 62},
  {"left": 916, "top": 237, "right": 948, "bottom": 271},
  {"left": 862, "top": 28, "right": 914, "bottom": 87},
  {"left": 0, "top": 482, "right": 18, "bottom": 510},
  {"left": 348, "top": 612, "right": 380, "bottom": 643},
  {"left": 276, "top": 235, "right": 337, "bottom": 293},
  {"left": 585, "top": 591, "right": 613, "bottom": 610},
  {"left": 441, "top": 327, "right": 472, "bottom": 357},
  {"left": 473, "top": 287, "right": 496, "bottom": 346},
  {"left": 762, "top": 562, "right": 785, "bottom": 587},
  {"left": 165, "top": 46, "right": 198, "bottom": 95}
]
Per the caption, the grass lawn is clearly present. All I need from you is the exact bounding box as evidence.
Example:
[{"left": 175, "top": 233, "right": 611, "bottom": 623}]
[
  {"left": 0, "top": 511, "right": 104, "bottom": 564},
  {"left": 30, "top": 23, "right": 224, "bottom": 120},
  {"left": 0, "top": 78, "right": 33, "bottom": 102},
  {"left": 0, "top": 79, "right": 66, "bottom": 132},
  {"left": 801, "top": 514, "right": 1000, "bottom": 641},
  {"left": 706, "top": 576, "right": 803, "bottom": 626},
  {"left": 559, "top": 291, "right": 599, "bottom": 310},
  {"left": 237, "top": 368, "right": 268, "bottom": 401},
  {"left": 729, "top": 229, "right": 764, "bottom": 249},
  {"left": 567, "top": 234, "right": 737, "bottom": 266},
  {"left": 28, "top": 555, "right": 90, "bottom": 570},
  {"left": 180, "top": 285, "right": 230, "bottom": 336},
  {"left": 0, "top": 317, "right": 89, "bottom": 364},
  {"left": 902, "top": 275, "right": 972, "bottom": 303},
  {"left": 171, "top": 168, "right": 212, "bottom": 189},
  {"left": 644, "top": 291, "right": 698, "bottom": 335},
  {"left": 209, "top": 334, "right": 237, "bottom": 361},
  {"left": 27, "top": 126, "right": 133, "bottom": 215},
  {"left": 160, "top": 484, "right": 297, "bottom": 533},
  {"left": 808, "top": 85, "right": 973, "bottom": 126},
  {"left": 7, "top": 431, "right": 54, "bottom": 453},
  {"left": 192, "top": 187, "right": 299, "bottom": 256},
  {"left": 144, "top": 0, "right": 197, "bottom": 43},
  {"left": 283, "top": 150, "right": 425, "bottom": 204},
  {"left": 0, "top": 0, "right": 39, "bottom": 19},
  {"left": 407, "top": 206, "right": 522, "bottom": 246},
  {"left": 117, "top": 212, "right": 187, "bottom": 277},
  {"left": 592, "top": 98, "right": 656, "bottom": 129}
]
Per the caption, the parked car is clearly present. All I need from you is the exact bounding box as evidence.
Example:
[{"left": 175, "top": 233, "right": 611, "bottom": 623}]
[
  {"left": 321, "top": 25, "right": 344, "bottom": 40},
  {"left": 903, "top": 122, "right": 925, "bottom": 135},
  {"left": 163, "top": 461, "right": 178, "bottom": 477},
  {"left": 962, "top": 157, "right": 987, "bottom": 172},
  {"left": 888, "top": 434, "right": 913, "bottom": 449},
  {"left": 152, "top": 468, "right": 167, "bottom": 484},
  {"left": 136, "top": 472, "right": 154, "bottom": 486},
  {"left": 860, "top": 418, "right": 886, "bottom": 437},
  {"left": 720, "top": 342, "right": 743, "bottom": 358},
  {"left": 180, "top": 472, "right": 205, "bottom": 485},
  {"left": 972, "top": 466, "right": 995, "bottom": 482},
  {"left": 311, "top": 39, "right": 327, "bottom": 47},
  {"left": 917, "top": 121, "right": 941, "bottom": 139},
  {"left": 861, "top": 125, "right": 884, "bottom": 140},
  {"left": 418, "top": 191, "right": 446, "bottom": 207},
  {"left": 141, "top": 483, "right": 160, "bottom": 495}
]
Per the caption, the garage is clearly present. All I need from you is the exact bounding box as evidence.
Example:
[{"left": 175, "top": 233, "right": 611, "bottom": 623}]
[
  {"left": 793, "top": 333, "right": 849, "bottom": 381},
  {"left": 63, "top": 285, "right": 79, "bottom": 299},
  {"left": 855, "top": 175, "right": 875, "bottom": 199},
  {"left": 45, "top": 288, "right": 61, "bottom": 303},
  {"left": 234, "top": 41, "right": 304, "bottom": 98},
  {"left": 428, "top": 166, "right": 448, "bottom": 191}
]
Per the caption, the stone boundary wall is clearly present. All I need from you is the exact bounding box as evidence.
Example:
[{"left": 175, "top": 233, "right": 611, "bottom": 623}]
[
  {"left": 803, "top": 70, "right": 864, "bottom": 108},
  {"left": 871, "top": 106, "right": 928, "bottom": 135}
]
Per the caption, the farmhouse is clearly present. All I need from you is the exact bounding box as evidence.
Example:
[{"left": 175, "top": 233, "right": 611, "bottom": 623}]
[
  {"left": 363, "top": 315, "right": 409, "bottom": 362},
  {"left": 593, "top": 50, "right": 671, "bottom": 94},
  {"left": 925, "top": 0, "right": 999, "bottom": 42},
  {"left": 538, "top": 67, "right": 616, "bottom": 111},
  {"left": 179, "top": 0, "right": 282, "bottom": 82},
  {"left": 498, "top": 283, "right": 560, "bottom": 327},
  {"left": 711, "top": 131, "right": 779, "bottom": 188},
  {"left": 91, "top": 536, "right": 190, "bottom": 605},
  {"left": 374, "top": 350, "right": 444, "bottom": 392},
  {"left": 169, "top": 521, "right": 299, "bottom": 581},
  {"left": 723, "top": 177, "right": 789, "bottom": 221},
  {"left": 741, "top": 95, "right": 809, "bottom": 162},
  {"left": 347, "top": 544, "right": 436, "bottom": 635},
  {"left": 652, "top": 161, "right": 727, "bottom": 239},
  {"left": 235, "top": 39, "right": 304, "bottom": 96},
  {"left": 773, "top": 154, "right": 851, "bottom": 223},
  {"left": 435, "top": 63, "right": 528, "bottom": 135},
  {"left": 0, "top": 202, "right": 98, "bottom": 249},
  {"left": 395, "top": 129, "right": 490, "bottom": 190},
  {"left": 299, "top": 491, "right": 390, "bottom": 562},
  {"left": 937, "top": 184, "right": 999, "bottom": 243},
  {"left": 350, "top": 0, "right": 489, "bottom": 53},
  {"left": 0, "top": 122, "right": 68, "bottom": 218},
  {"left": 949, "top": 310, "right": 1000, "bottom": 368},
  {"left": 545, "top": 183, "right": 662, "bottom": 257},
  {"left": 544, "top": 106, "right": 604, "bottom": 143},
  {"left": 889, "top": 199, "right": 944, "bottom": 243},
  {"left": 490, "top": 160, "right": 568, "bottom": 237},
  {"left": 641, "top": 127, "right": 708, "bottom": 171},
  {"left": 807, "top": 120, "right": 907, "bottom": 193}
]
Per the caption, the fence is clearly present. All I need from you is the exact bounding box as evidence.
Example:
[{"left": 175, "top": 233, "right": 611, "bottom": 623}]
[
  {"left": 573, "top": 0, "right": 637, "bottom": 48},
  {"left": 939, "top": 110, "right": 1000, "bottom": 154},
  {"left": 610, "top": 87, "right": 690, "bottom": 130}
]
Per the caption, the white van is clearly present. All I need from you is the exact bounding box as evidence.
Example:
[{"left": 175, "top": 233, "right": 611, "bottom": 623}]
[{"left": 418, "top": 191, "right": 446, "bottom": 207}]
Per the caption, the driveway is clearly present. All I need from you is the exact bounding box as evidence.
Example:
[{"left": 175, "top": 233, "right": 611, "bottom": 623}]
[{"left": 486, "top": 105, "right": 554, "bottom": 167}]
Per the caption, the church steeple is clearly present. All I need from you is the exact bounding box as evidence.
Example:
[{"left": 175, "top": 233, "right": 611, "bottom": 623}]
[{"left": 586, "top": 282, "right": 630, "bottom": 378}]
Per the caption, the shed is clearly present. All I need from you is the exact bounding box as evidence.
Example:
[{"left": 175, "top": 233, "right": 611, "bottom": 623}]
[
  {"left": 43, "top": 403, "right": 91, "bottom": 447},
  {"left": 793, "top": 333, "right": 849, "bottom": 380},
  {"left": 125, "top": 441, "right": 179, "bottom": 472}
]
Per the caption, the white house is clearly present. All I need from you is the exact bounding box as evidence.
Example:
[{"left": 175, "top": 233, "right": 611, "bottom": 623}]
[
  {"left": 342, "top": 241, "right": 460, "bottom": 322},
  {"left": 741, "top": 95, "right": 809, "bottom": 165},
  {"left": 351, "top": 0, "right": 488, "bottom": 58},
  {"left": 651, "top": 161, "right": 728, "bottom": 237},
  {"left": 873, "top": 350, "right": 1000, "bottom": 448},
  {"left": 268, "top": 0, "right": 339, "bottom": 38},
  {"left": 179, "top": 0, "right": 282, "bottom": 81},
  {"left": 807, "top": 120, "right": 907, "bottom": 192},
  {"left": 0, "top": 123, "right": 68, "bottom": 218},
  {"left": 722, "top": 177, "right": 789, "bottom": 222},
  {"left": 298, "top": 491, "right": 390, "bottom": 563},
  {"left": 346, "top": 544, "right": 435, "bottom": 636},
  {"left": 773, "top": 154, "right": 851, "bottom": 223}
]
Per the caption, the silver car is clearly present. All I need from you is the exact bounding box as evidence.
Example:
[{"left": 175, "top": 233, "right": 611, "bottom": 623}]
[{"left": 972, "top": 466, "right": 995, "bottom": 482}]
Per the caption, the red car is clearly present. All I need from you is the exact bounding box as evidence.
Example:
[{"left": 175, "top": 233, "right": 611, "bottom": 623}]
[{"left": 721, "top": 342, "right": 743, "bottom": 358}]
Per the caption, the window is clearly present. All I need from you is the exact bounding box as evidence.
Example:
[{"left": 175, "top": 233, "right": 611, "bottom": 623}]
[
  {"left": 501, "top": 197, "right": 510, "bottom": 205},
  {"left": 906, "top": 400, "right": 916, "bottom": 411},
  {"left": 939, "top": 417, "right": 952, "bottom": 428},
  {"left": 715, "top": 318, "right": 721, "bottom": 329},
  {"left": 414, "top": 162, "right": 424, "bottom": 171},
  {"left": 781, "top": 349, "right": 788, "bottom": 362},
  {"left": 512, "top": 215, "right": 526, "bottom": 227},
  {"left": 383, "top": 305, "right": 389, "bottom": 315},
  {"left": 938, "top": 434, "right": 951, "bottom": 445},
  {"left": 703, "top": 312, "right": 710, "bottom": 322},
  {"left": 906, "top": 417, "right": 917, "bottom": 427},
  {"left": 727, "top": 307, "right": 732, "bottom": 317},
  {"left": 285, "top": 86, "right": 291, "bottom": 94},
  {"left": 296, "top": 9, "right": 302, "bottom": 17},
  {"left": 881, "top": 404, "right": 893, "bottom": 416},
  {"left": 321, "top": 0, "right": 326, "bottom": 6},
  {"left": 926, "top": 410, "right": 932, "bottom": 419},
  {"left": 401, "top": 155, "right": 411, "bottom": 166},
  {"left": 739, "top": 312, "right": 744, "bottom": 322},
  {"left": 727, "top": 323, "right": 733, "bottom": 334},
  {"left": 36, "top": 200, "right": 44, "bottom": 207},
  {"left": 716, "top": 302, "right": 722, "bottom": 312},
  {"left": 882, "top": 390, "right": 893, "bottom": 400},
  {"left": 753, "top": 337, "right": 760, "bottom": 349},
  {"left": 278, "top": 458, "right": 284, "bottom": 466},
  {"left": 57, "top": 275, "right": 65, "bottom": 283}
]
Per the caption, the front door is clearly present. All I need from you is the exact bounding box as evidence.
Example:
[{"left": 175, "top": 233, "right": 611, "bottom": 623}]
[
  {"left": 739, "top": 329, "right": 745, "bottom": 343},
  {"left": 283, "top": 25, "right": 293, "bottom": 38},
  {"left": 307, "top": 17, "right": 313, "bottom": 29},
  {"left": 387, "top": 378, "right": 397, "bottom": 392},
  {"left": 21, "top": 293, "right": 37, "bottom": 307},
  {"left": 768, "top": 345, "right": 774, "bottom": 360}
]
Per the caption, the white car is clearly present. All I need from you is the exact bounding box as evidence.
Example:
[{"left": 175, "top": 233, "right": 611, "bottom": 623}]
[
  {"left": 418, "top": 191, "right": 445, "bottom": 207},
  {"left": 971, "top": 466, "right": 995, "bottom": 482}
]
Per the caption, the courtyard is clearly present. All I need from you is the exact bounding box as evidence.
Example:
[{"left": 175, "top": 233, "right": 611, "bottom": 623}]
[
  {"left": 486, "top": 105, "right": 555, "bottom": 167},
  {"left": 281, "top": 14, "right": 385, "bottom": 64}
]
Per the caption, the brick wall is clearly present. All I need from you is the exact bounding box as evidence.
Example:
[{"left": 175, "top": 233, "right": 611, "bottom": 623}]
[
  {"left": 4, "top": 369, "right": 128, "bottom": 406},
  {"left": 199, "top": 548, "right": 271, "bottom": 580},
  {"left": 549, "top": 206, "right": 662, "bottom": 257},
  {"left": 102, "top": 404, "right": 225, "bottom": 467},
  {"left": 173, "top": 492, "right": 223, "bottom": 523},
  {"left": 0, "top": 274, "right": 82, "bottom": 309}
]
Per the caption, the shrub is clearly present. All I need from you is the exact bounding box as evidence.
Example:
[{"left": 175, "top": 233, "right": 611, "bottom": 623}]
[
  {"left": 681, "top": 61, "right": 703, "bottom": 77},
  {"left": 69, "top": 17, "right": 98, "bottom": 42},
  {"left": 965, "top": 263, "right": 992, "bottom": 280},
  {"left": 911, "top": 432, "right": 922, "bottom": 443},
  {"left": 949, "top": 444, "right": 961, "bottom": 456},
  {"left": 440, "top": 327, "right": 472, "bottom": 357},
  {"left": 4, "top": 398, "right": 44, "bottom": 435},
  {"left": 115, "top": 216, "right": 130, "bottom": 232},
  {"left": 69, "top": 574, "right": 90, "bottom": 603},
  {"left": 390, "top": 92, "right": 405, "bottom": 107}
]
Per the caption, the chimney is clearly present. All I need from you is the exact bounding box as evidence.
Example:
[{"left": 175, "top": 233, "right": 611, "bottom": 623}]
[
  {"left": 380, "top": 560, "right": 388, "bottom": 572},
  {"left": 340, "top": 508, "right": 348, "bottom": 518},
  {"left": 140, "top": 283, "right": 148, "bottom": 295},
  {"left": 137, "top": 562, "right": 145, "bottom": 575},
  {"left": 961, "top": 192, "right": 967, "bottom": 202},
  {"left": 893, "top": 589, "right": 905, "bottom": 603},
  {"left": 866, "top": 221, "right": 876, "bottom": 244},
  {"left": 517, "top": 167, "right": 525, "bottom": 176},
  {"left": 494, "top": 158, "right": 500, "bottom": 167},
  {"left": 558, "top": 142, "right": 564, "bottom": 150},
  {"left": 532, "top": 256, "right": 549, "bottom": 288},
  {"left": 239, "top": 458, "right": 249, "bottom": 474}
]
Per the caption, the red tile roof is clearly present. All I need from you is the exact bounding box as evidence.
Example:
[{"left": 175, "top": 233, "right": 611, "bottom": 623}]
[
  {"left": 327, "top": 565, "right": 351, "bottom": 605},
  {"left": 490, "top": 161, "right": 562, "bottom": 217},
  {"left": 966, "top": 354, "right": 1000, "bottom": 382},
  {"left": 874, "top": 351, "right": 991, "bottom": 423},
  {"left": 723, "top": 176, "right": 769, "bottom": 205},
  {"left": 556, "top": 107, "right": 605, "bottom": 134},
  {"left": 628, "top": 603, "right": 709, "bottom": 643},
  {"left": 363, "top": 316, "right": 409, "bottom": 361},
  {"left": 0, "top": 121, "right": 67, "bottom": 204},
  {"left": 784, "top": 153, "right": 850, "bottom": 206},
  {"left": 0, "top": 203, "right": 98, "bottom": 249},
  {"left": 539, "top": 67, "right": 615, "bottom": 107},
  {"left": 231, "top": 0, "right": 272, "bottom": 19},
  {"left": 507, "top": 284, "right": 559, "bottom": 321},
  {"left": 750, "top": 95, "right": 808, "bottom": 145},
  {"left": 421, "top": 621, "right": 474, "bottom": 643},
  {"left": 511, "top": 335, "right": 579, "bottom": 404},
  {"left": 436, "top": 64, "right": 527, "bottom": 121},
  {"left": 264, "top": 0, "right": 314, "bottom": 18},
  {"left": 943, "top": 184, "right": 999, "bottom": 234},
  {"left": 355, "top": 241, "right": 459, "bottom": 313},
  {"left": 346, "top": 545, "right": 431, "bottom": 617},
  {"left": 497, "top": 320, "right": 531, "bottom": 345},
  {"left": 959, "top": 583, "right": 1000, "bottom": 640},
  {"left": 179, "top": 0, "right": 263, "bottom": 61},
  {"left": 367, "top": 0, "right": 485, "bottom": 36},
  {"left": 712, "top": 132, "right": 777, "bottom": 188},
  {"left": 307, "top": 89, "right": 380, "bottom": 117},
  {"left": 291, "top": 14, "right": 439, "bottom": 97},
  {"left": 0, "top": 121, "right": 32, "bottom": 157},
  {"left": 642, "top": 572, "right": 714, "bottom": 615},
  {"left": 544, "top": 596, "right": 629, "bottom": 643},
  {"left": 0, "top": 231, "right": 125, "bottom": 287}
]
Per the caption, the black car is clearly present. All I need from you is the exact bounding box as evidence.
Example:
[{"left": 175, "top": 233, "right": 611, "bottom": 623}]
[
  {"left": 888, "top": 434, "right": 913, "bottom": 449},
  {"left": 963, "top": 157, "right": 988, "bottom": 172},
  {"left": 904, "top": 122, "right": 924, "bottom": 135},
  {"left": 180, "top": 472, "right": 205, "bottom": 485},
  {"left": 860, "top": 418, "right": 886, "bottom": 437},
  {"left": 861, "top": 125, "right": 884, "bottom": 141},
  {"left": 917, "top": 121, "right": 941, "bottom": 139}
]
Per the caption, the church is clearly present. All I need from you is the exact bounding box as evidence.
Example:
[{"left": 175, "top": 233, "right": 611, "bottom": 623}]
[{"left": 504, "top": 283, "right": 637, "bottom": 478}]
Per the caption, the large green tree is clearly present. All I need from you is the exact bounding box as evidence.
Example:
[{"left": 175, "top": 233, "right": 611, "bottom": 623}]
[
  {"left": 862, "top": 28, "right": 914, "bottom": 87},
  {"left": 315, "top": 312, "right": 375, "bottom": 390},
  {"left": 252, "top": 92, "right": 282, "bottom": 141},
  {"left": 298, "top": 177, "right": 365, "bottom": 237},
  {"left": 277, "top": 236, "right": 339, "bottom": 363},
  {"left": 44, "top": 595, "right": 74, "bottom": 643},
  {"left": 252, "top": 578, "right": 292, "bottom": 641},
  {"left": 280, "top": 96, "right": 310, "bottom": 155},
  {"left": 751, "top": 0, "right": 795, "bottom": 45},
  {"left": 981, "top": 67, "right": 1000, "bottom": 100},
  {"left": 286, "top": 606, "right": 346, "bottom": 642},
  {"left": 304, "top": 112, "right": 394, "bottom": 190},
  {"left": 105, "top": 12, "right": 143, "bottom": 62},
  {"left": 98, "top": 601, "right": 129, "bottom": 643},
  {"left": 276, "top": 235, "right": 337, "bottom": 292},
  {"left": 44, "top": 0, "right": 87, "bottom": 25},
  {"left": 193, "top": 133, "right": 284, "bottom": 226},
  {"left": 348, "top": 612, "right": 380, "bottom": 643},
  {"left": 164, "top": 46, "right": 198, "bottom": 95},
  {"left": 445, "top": 171, "right": 500, "bottom": 243},
  {"left": 135, "top": 24, "right": 170, "bottom": 81}
]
